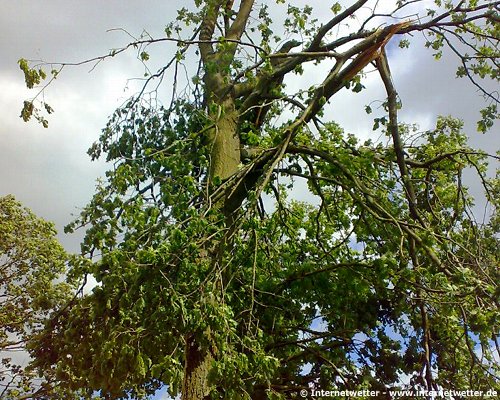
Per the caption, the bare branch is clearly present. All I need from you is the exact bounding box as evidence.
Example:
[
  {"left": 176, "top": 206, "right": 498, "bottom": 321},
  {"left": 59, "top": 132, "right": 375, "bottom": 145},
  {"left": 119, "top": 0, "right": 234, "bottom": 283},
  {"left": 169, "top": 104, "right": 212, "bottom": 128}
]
[
  {"left": 226, "top": 0, "right": 255, "bottom": 43},
  {"left": 307, "top": 0, "right": 370, "bottom": 51},
  {"left": 303, "top": 21, "right": 412, "bottom": 123},
  {"left": 199, "top": 0, "right": 224, "bottom": 62},
  {"left": 376, "top": 48, "right": 420, "bottom": 222}
]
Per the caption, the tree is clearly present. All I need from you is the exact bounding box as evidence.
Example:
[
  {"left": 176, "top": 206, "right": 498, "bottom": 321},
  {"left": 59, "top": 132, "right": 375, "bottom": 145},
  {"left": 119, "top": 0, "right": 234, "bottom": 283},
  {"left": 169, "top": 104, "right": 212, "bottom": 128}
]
[
  {"left": 20, "top": 1, "right": 499, "bottom": 399},
  {"left": 0, "top": 195, "right": 73, "bottom": 399}
]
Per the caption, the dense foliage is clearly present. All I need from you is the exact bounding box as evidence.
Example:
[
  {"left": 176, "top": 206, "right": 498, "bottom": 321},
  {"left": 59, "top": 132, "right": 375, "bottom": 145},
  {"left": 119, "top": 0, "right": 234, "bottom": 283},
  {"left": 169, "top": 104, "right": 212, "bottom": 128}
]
[
  {"left": 20, "top": 1, "right": 499, "bottom": 399},
  {"left": 0, "top": 195, "right": 72, "bottom": 399}
]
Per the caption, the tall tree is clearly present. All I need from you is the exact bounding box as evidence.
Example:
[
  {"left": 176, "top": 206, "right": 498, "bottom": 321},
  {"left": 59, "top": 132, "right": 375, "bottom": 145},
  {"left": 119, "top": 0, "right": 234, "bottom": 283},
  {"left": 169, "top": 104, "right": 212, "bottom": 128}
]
[
  {"left": 21, "top": 1, "right": 498, "bottom": 399},
  {"left": 0, "top": 195, "right": 73, "bottom": 399}
]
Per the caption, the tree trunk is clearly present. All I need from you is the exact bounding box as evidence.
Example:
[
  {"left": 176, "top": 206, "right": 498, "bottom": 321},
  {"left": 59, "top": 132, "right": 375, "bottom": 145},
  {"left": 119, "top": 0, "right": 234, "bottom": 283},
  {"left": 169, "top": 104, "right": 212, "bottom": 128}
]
[
  {"left": 181, "top": 0, "right": 254, "bottom": 394},
  {"left": 207, "top": 100, "right": 240, "bottom": 181},
  {"left": 182, "top": 97, "right": 241, "bottom": 399},
  {"left": 182, "top": 335, "right": 214, "bottom": 400}
]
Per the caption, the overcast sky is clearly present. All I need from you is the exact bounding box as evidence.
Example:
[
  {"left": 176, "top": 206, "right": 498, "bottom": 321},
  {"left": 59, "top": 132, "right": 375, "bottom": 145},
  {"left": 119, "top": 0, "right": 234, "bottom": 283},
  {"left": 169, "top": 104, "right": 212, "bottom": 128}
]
[{"left": 1, "top": 0, "right": 178, "bottom": 253}]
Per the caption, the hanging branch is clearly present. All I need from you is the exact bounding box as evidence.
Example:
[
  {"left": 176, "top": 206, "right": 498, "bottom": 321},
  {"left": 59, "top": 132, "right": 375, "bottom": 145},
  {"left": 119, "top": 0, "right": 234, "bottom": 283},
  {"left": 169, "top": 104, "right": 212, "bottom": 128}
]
[{"left": 376, "top": 48, "right": 421, "bottom": 224}]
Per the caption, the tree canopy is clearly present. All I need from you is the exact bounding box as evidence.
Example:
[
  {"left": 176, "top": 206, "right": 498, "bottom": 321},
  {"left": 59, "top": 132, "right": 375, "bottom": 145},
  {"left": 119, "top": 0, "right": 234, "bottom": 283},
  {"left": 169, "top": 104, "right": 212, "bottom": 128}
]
[
  {"left": 19, "top": 1, "right": 499, "bottom": 399},
  {"left": 0, "top": 195, "right": 73, "bottom": 399}
]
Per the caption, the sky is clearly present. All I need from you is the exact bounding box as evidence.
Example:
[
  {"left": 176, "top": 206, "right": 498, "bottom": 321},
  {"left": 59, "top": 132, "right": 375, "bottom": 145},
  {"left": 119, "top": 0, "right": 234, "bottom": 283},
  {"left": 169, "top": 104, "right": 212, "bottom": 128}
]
[
  {"left": 1, "top": 0, "right": 180, "bottom": 253},
  {"left": 0, "top": 1, "right": 497, "bottom": 397}
]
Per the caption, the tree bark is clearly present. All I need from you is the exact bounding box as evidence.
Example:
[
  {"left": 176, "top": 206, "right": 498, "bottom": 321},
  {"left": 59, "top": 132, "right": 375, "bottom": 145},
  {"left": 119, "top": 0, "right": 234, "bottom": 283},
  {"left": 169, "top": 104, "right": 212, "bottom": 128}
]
[
  {"left": 207, "top": 99, "right": 241, "bottom": 181},
  {"left": 181, "top": 2, "right": 254, "bottom": 398},
  {"left": 182, "top": 335, "right": 213, "bottom": 400},
  {"left": 182, "top": 76, "right": 242, "bottom": 400}
]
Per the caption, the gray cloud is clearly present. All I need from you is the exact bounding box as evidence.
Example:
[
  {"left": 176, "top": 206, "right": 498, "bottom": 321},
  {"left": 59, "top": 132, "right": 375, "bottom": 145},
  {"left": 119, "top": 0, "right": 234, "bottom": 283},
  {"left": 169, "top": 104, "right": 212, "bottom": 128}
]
[{"left": 0, "top": 0, "right": 184, "bottom": 252}]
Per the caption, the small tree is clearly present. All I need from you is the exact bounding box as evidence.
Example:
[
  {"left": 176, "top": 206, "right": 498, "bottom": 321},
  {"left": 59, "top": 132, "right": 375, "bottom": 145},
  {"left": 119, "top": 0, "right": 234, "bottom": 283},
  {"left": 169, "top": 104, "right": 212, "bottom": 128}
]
[
  {"left": 0, "top": 195, "right": 73, "bottom": 399},
  {"left": 21, "top": 1, "right": 498, "bottom": 399}
]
